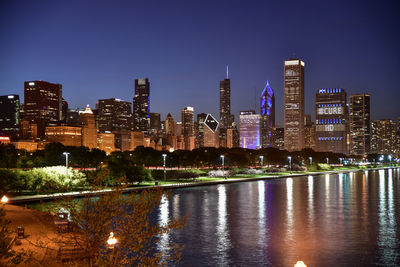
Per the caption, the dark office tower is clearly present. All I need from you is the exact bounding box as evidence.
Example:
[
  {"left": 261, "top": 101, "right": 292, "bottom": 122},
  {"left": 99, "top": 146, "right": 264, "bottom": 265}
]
[
  {"left": 370, "top": 119, "right": 397, "bottom": 155},
  {"left": 284, "top": 59, "right": 305, "bottom": 152},
  {"left": 220, "top": 66, "right": 233, "bottom": 130},
  {"left": 61, "top": 98, "right": 68, "bottom": 123},
  {"left": 24, "top": 80, "right": 62, "bottom": 138},
  {"left": 304, "top": 114, "right": 316, "bottom": 151},
  {"left": 133, "top": 78, "right": 150, "bottom": 132},
  {"left": 260, "top": 81, "right": 275, "bottom": 148},
  {"left": 0, "top": 94, "right": 20, "bottom": 140},
  {"left": 182, "top": 106, "right": 194, "bottom": 137},
  {"left": 315, "top": 88, "right": 348, "bottom": 154},
  {"left": 197, "top": 113, "right": 208, "bottom": 148},
  {"left": 349, "top": 94, "right": 370, "bottom": 156},
  {"left": 149, "top": 113, "right": 161, "bottom": 134},
  {"left": 97, "top": 98, "right": 133, "bottom": 133}
]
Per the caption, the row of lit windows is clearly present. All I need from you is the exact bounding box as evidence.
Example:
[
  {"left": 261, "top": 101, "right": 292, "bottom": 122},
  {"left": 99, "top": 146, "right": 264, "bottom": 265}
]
[
  {"left": 317, "top": 103, "right": 342, "bottom": 107},
  {"left": 317, "top": 119, "right": 343, "bottom": 124},
  {"left": 318, "top": 88, "right": 342, "bottom": 94},
  {"left": 318, "top": 137, "right": 343, "bottom": 141}
]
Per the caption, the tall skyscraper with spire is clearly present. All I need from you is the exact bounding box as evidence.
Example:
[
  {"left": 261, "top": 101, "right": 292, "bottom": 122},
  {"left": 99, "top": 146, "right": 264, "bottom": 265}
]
[
  {"left": 220, "top": 66, "right": 234, "bottom": 130},
  {"left": 133, "top": 78, "right": 150, "bottom": 133},
  {"left": 284, "top": 59, "right": 305, "bottom": 152},
  {"left": 260, "top": 81, "right": 275, "bottom": 148}
]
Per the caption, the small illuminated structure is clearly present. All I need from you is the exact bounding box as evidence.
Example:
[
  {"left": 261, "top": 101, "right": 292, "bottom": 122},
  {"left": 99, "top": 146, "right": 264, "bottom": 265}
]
[
  {"left": 107, "top": 232, "right": 117, "bottom": 248},
  {"left": 220, "top": 155, "right": 226, "bottom": 179},
  {"left": 1, "top": 195, "right": 8, "bottom": 205},
  {"left": 288, "top": 156, "right": 292, "bottom": 171},
  {"left": 309, "top": 156, "right": 312, "bottom": 165},
  {"left": 259, "top": 155, "right": 264, "bottom": 167},
  {"left": 63, "top": 152, "right": 70, "bottom": 177},
  {"left": 326, "top": 157, "right": 329, "bottom": 164},
  {"left": 294, "top": 260, "right": 307, "bottom": 267}
]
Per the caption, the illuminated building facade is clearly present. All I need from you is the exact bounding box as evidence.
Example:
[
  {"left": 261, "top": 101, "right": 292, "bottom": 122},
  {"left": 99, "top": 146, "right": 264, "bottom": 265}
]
[
  {"left": 149, "top": 113, "right": 161, "bottom": 135},
  {"left": 315, "top": 88, "right": 347, "bottom": 154},
  {"left": 97, "top": 133, "right": 115, "bottom": 155},
  {"left": 133, "top": 78, "right": 150, "bottom": 132},
  {"left": 370, "top": 119, "right": 397, "bottom": 155},
  {"left": 164, "top": 113, "right": 175, "bottom": 135},
  {"left": 197, "top": 113, "right": 207, "bottom": 148},
  {"left": 24, "top": 80, "right": 62, "bottom": 138},
  {"left": 203, "top": 114, "right": 219, "bottom": 148},
  {"left": 97, "top": 98, "right": 132, "bottom": 133},
  {"left": 220, "top": 67, "right": 234, "bottom": 130},
  {"left": 273, "top": 127, "right": 284, "bottom": 150},
  {"left": 349, "top": 94, "right": 370, "bottom": 156},
  {"left": 0, "top": 94, "right": 20, "bottom": 140},
  {"left": 80, "top": 105, "right": 97, "bottom": 149},
  {"left": 239, "top": 110, "right": 261, "bottom": 149},
  {"left": 284, "top": 59, "right": 305, "bottom": 152},
  {"left": 260, "top": 81, "right": 275, "bottom": 148},
  {"left": 182, "top": 106, "right": 194, "bottom": 150},
  {"left": 45, "top": 126, "right": 82, "bottom": 147},
  {"left": 304, "top": 115, "right": 316, "bottom": 151}
]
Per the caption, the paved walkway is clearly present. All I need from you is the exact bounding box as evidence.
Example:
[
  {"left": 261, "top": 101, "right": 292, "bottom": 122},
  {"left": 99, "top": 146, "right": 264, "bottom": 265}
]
[{"left": 2, "top": 204, "right": 61, "bottom": 266}]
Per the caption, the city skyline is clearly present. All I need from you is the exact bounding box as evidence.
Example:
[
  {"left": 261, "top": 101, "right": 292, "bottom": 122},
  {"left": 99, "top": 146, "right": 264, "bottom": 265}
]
[{"left": 1, "top": 1, "right": 399, "bottom": 124}]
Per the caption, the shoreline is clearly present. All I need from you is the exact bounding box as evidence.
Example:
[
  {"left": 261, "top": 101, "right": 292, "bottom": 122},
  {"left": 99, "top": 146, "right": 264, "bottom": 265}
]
[{"left": 8, "top": 166, "right": 398, "bottom": 204}]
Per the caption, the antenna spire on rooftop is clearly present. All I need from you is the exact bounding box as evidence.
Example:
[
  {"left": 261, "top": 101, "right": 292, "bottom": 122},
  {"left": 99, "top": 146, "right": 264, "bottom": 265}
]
[{"left": 226, "top": 65, "right": 229, "bottom": 79}]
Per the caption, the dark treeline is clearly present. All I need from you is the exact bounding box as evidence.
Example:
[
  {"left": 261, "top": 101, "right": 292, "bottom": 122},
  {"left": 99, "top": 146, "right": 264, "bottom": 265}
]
[{"left": 0, "top": 142, "right": 369, "bottom": 169}]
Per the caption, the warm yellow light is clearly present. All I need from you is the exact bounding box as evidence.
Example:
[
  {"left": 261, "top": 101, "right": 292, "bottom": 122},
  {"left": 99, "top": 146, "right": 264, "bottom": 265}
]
[
  {"left": 107, "top": 232, "right": 117, "bottom": 247},
  {"left": 294, "top": 260, "right": 307, "bottom": 267},
  {"left": 1, "top": 195, "right": 8, "bottom": 204}
]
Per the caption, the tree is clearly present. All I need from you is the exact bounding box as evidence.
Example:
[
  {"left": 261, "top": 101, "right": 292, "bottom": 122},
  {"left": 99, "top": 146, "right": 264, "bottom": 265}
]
[{"left": 50, "top": 187, "right": 185, "bottom": 266}]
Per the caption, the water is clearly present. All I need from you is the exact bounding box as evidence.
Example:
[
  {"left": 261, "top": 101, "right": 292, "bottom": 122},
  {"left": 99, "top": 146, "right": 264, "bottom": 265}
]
[{"left": 157, "top": 168, "right": 400, "bottom": 266}]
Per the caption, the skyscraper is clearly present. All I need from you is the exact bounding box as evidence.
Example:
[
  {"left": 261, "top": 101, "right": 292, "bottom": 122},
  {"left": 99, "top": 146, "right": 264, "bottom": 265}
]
[
  {"left": 80, "top": 105, "right": 97, "bottom": 149},
  {"left": 197, "top": 113, "right": 208, "bottom": 148},
  {"left": 133, "top": 78, "right": 150, "bottom": 132},
  {"left": 181, "top": 107, "right": 194, "bottom": 137},
  {"left": 370, "top": 119, "right": 396, "bottom": 155},
  {"left": 284, "top": 59, "right": 305, "bottom": 152},
  {"left": 0, "top": 94, "right": 20, "bottom": 140},
  {"left": 315, "top": 88, "right": 348, "bottom": 154},
  {"left": 24, "top": 80, "right": 62, "bottom": 138},
  {"left": 149, "top": 112, "right": 161, "bottom": 135},
  {"left": 304, "top": 114, "right": 316, "bottom": 151},
  {"left": 220, "top": 66, "right": 234, "bottom": 130},
  {"left": 97, "top": 98, "right": 132, "bottom": 133},
  {"left": 203, "top": 114, "right": 219, "bottom": 148},
  {"left": 260, "top": 81, "right": 275, "bottom": 148},
  {"left": 349, "top": 94, "right": 370, "bottom": 156},
  {"left": 239, "top": 110, "right": 261, "bottom": 149}
]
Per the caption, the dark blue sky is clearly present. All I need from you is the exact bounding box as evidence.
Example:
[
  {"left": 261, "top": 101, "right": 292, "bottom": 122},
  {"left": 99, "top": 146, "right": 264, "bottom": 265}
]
[{"left": 1, "top": 0, "right": 399, "bottom": 125}]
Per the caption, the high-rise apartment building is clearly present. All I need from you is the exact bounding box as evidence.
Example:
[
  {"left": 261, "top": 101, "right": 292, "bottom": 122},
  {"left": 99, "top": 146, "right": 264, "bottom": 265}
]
[
  {"left": 349, "top": 94, "right": 370, "bottom": 156},
  {"left": 97, "top": 98, "right": 132, "bottom": 133},
  {"left": 239, "top": 110, "right": 261, "bottom": 149},
  {"left": 24, "top": 80, "right": 62, "bottom": 138},
  {"left": 273, "top": 127, "right": 284, "bottom": 150},
  {"left": 284, "top": 59, "right": 305, "bottom": 151},
  {"left": 133, "top": 78, "right": 150, "bottom": 132},
  {"left": 182, "top": 107, "right": 194, "bottom": 137},
  {"left": 80, "top": 105, "right": 97, "bottom": 149},
  {"left": 149, "top": 112, "right": 161, "bottom": 135},
  {"left": 304, "top": 115, "right": 316, "bottom": 151},
  {"left": 260, "top": 81, "right": 275, "bottom": 148},
  {"left": 315, "top": 88, "right": 348, "bottom": 154},
  {"left": 164, "top": 113, "right": 175, "bottom": 136},
  {"left": 0, "top": 94, "right": 20, "bottom": 140},
  {"left": 370, "top": 119, "right": 397, "bottom": 155}
]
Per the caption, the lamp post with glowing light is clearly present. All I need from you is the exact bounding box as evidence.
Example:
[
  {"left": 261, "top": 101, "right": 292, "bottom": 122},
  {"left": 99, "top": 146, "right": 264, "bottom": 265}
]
[
  {"left": 309, "top": 157, "right": 312, "bottom": 165},
  {"left": 388, "top": 155, "right": 392, "bottom": 165},
  {"left": 326, "top": 157, "right": 329, "bottom": 164},
  {"left": 63, "top": 152, "right": 70, "bottom": 177},
  {"left": 162, "top": 154, "right": 167, "bottom": 181},
  {"left": 220, "top": 155, "right": 226, "bottom": 179},
  {"left": 288, "top": 156, "right": 292, "bottom": 171},
  {"left": 259, "top": 155, "right": 264, "bottom": 167},
  {"left": 1, "top": 195, "right": 8, "bottom": 206}
]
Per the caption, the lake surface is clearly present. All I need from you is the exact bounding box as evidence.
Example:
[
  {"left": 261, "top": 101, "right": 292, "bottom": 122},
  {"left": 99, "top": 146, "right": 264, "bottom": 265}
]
[{"left": 156, "top": 168, "right": 400, "bottom": 266}]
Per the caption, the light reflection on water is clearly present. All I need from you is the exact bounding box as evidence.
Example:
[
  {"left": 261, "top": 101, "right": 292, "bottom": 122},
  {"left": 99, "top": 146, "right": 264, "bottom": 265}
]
[{"left": 156, "top": 168, "right": 400, "bottom": 266}]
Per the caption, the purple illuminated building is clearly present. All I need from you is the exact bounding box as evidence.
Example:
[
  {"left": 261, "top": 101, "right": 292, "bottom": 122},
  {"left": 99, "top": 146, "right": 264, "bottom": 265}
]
[
  {"left": 260, "top": 81, "right": 275, "bottom": 148},
  {"left": 239, "top": 110, "right": 261, "bottom": 149}
]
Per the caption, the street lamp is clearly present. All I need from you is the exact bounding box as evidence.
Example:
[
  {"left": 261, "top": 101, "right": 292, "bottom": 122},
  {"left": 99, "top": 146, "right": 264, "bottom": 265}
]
[
  {"left": 1, "top": 195, "right": 8, "bottom": 206},
  {"left": 388, "top": 155, "right": 392, "bottom": 165},
  {"left": 162, "top": 154, "right": 167, "bottom": 181},
  {"left": 220, "top": 155, "right": 226, "bottom": 179},
  {"left": 63, "top": 152, "right": 70, "bottom": 177},
  {"left": 259, "top": 155, "right": 264, "bottom": 167},
  {"left": 288, "top": 156, "right": 292, "bottom": 171},
  {"left": 326, "top": 157, "right": 329, "bottom": 164},
  {"left": 309, "top": 157, "right": 312, "bottom": 165},
  {"left": 339, "top": 158, "right": 343, "bottom": 165}
]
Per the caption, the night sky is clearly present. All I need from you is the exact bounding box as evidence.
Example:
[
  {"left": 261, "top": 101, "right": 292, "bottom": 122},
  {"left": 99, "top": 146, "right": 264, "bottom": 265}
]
[{"left": 1, "top": 0, "right": 399, "bottom": 125}]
